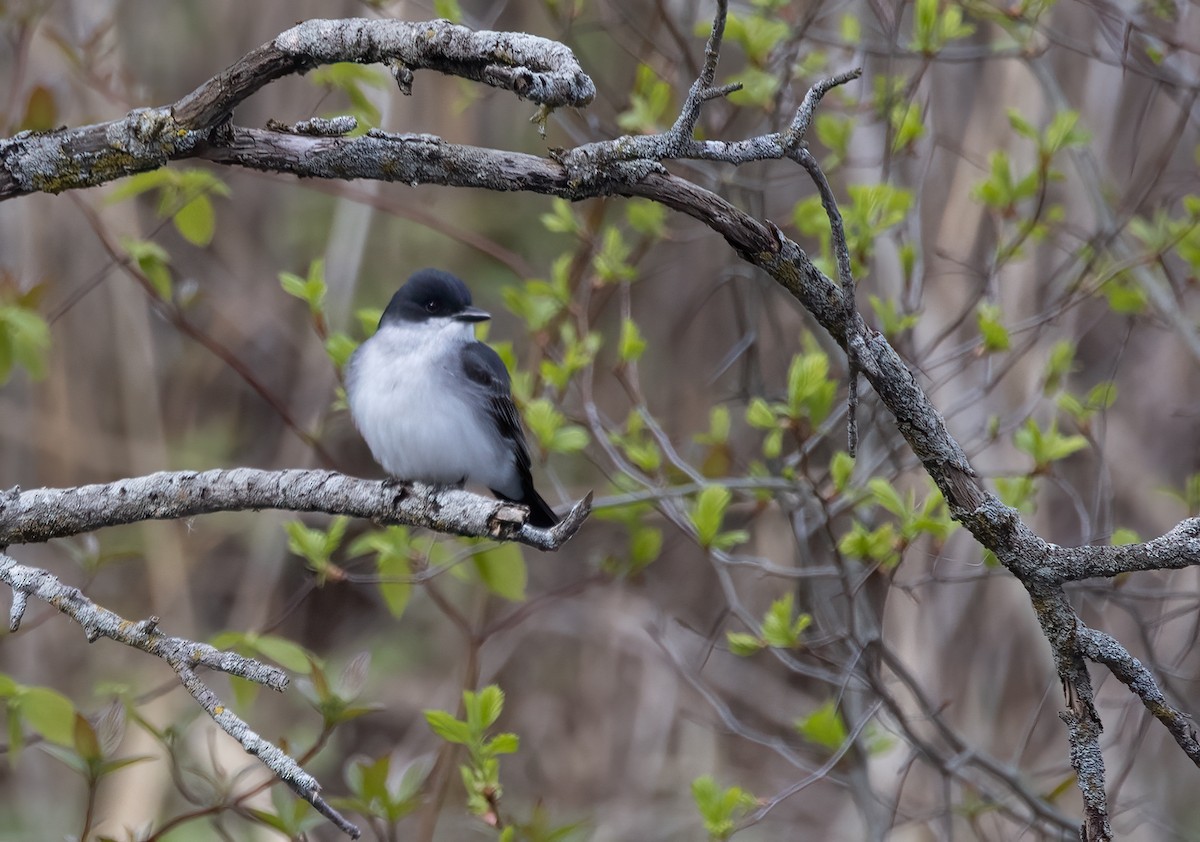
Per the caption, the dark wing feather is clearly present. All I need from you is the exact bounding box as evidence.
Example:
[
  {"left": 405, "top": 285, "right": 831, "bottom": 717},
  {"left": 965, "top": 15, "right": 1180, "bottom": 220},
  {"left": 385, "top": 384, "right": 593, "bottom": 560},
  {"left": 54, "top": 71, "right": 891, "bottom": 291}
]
[{"left": 460, "top": 343, "right": 558, "bottom": 527}]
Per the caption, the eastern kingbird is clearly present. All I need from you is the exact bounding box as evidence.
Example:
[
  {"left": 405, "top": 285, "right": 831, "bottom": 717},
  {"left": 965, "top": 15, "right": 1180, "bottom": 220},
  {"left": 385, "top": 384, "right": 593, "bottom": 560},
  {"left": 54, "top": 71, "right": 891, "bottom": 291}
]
[{"left": 346, "top": 268, "right": 559, "bottom": 528}]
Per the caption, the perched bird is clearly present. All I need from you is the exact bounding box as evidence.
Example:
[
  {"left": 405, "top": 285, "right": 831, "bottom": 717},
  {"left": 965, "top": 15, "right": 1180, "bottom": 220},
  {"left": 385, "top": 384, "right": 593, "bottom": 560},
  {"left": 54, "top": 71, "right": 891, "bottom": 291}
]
[{"left": 345, "top": 268, "right": 559, "bottom": 528}]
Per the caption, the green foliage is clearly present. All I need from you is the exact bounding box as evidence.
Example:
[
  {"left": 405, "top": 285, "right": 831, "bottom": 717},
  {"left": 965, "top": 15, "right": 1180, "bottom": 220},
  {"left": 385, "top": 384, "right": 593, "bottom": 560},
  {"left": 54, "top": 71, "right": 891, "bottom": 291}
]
[
  {"left": 524, "top": 398, "right": 590, "bottom": 454},
  {"left": 294, "top": 652, "right": 383, "bottom": 729},
  {"left": 470, "top": 543, "right": 528, "bottom": 602},
  {"left": 1056, "top": 381, "right": 1116, "bottom": 426},
  {"left": 1013, "top": 418, "right": 1088, "bottom": 471},
  {"left": 866, "top": 477, "right": 955, "bottom": 542},
  {"left": 618, "top": 317, "right": 647, "bottom": 362},
  {"left": 1110, "top": 527, "right": 1140, "bottom": 546},
  {"left": 911, "top": 0, "right": 975, "bottom": 54},
  {"left": 433, "top": 0, "right": 463, "bottom": 21},
  {"left": 868, "top": 293, "right": 919, "bottom": 338},
  {"left": 609, "top": 410, "right": 663, "bottom": 473},
  {"left": 121, "top": 237, "right": 173, "bottom": 300},
  {"left": 539, "top": 323, "right": 601, "bottom": 390},
  {"left": 691, "top": 775, "right": 757, "bottom": 841},
  {"left": 249, "top": 786, "right": 323, "bottom": 837},
  {"left": 424, "top": 686, "right": 520, "bottom": 821},
  {"left": 870, "top": 76, "right": 925, "bottom": 153},
  {"left": 830, "top": 450, "right": 855, "bottom": 493},
  {"left": 334, "top": 752, "right": 429, "bottom": 826},
  {"left": 40, "top": 705, "right": 153, "bottom": 793},
  {"left": 504, "top": 256, "right": 572, "bottom": 332},
  {"left": 689, "top": 485, "right": 749, "bottom": 551},
  {"left": 972, "top": 150, "right": 1040, "bottom": 214},
  {"left": 0, "top": 679, "right": 77, "bottom": 756},
  {"left": 625, "top": 199, "right": 667, "bottom": 237},
  {"left": 1042, "top": 340, "right": 1076, "bottom": 394},
  {"left": 0, "top": 287, "right": 50, "bottom": 384},
  {"left": 348, "top": 526, "right": 425, "bottom": 620},
  {"left": 975, "top": 302, "right": 1010, "bottom": 353},
  {"left": 815, "top": 113, "right": 853, "bottom": 168},
  {"left": 745, "top": 347, "right": 839, "bottom": 458},
  {"left": 617, "top": 64, "right": 673, "bottom": 133},
  {"left": 838, "top": 521, "right": 900, "bottom": 567},
  {"left": 211, "top": 630, "right": 314, "bottom": 675},
  {"left": 726, "top": 593, "right": 813, "bottom": 656},
  {"left": 794, "top": 700, "right": 848, "bottom": 751},
  {"left": 107, "top": 168, "right": 230, "bottom": 246},
  {"left": 994, "top": 475, "right": 1038, "bottom": 512},
  {"left": 284, "top": 516, "right": 349, "bottom": 584},
  {"left": 794, "top": 183, "right": 914, "bottom": 277},
  {"left": 308, "top": 63, "right": 390, "bottom": 130},
  {"left": 1161, "top": 472, "right": 1200, "bottom": 517},
  {"left": 279, "top": 258, "right": 328, "bottom": 316},
  {"left": 973, "top": 109, "right": 1089, "bottom": 262}
]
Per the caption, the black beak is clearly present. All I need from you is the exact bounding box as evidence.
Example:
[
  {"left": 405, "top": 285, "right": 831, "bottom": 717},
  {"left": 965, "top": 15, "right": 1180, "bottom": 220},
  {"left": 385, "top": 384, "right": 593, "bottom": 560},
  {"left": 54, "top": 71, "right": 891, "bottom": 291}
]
[{"left": 455, "top": 306, "right": 491, "bottom": 323}]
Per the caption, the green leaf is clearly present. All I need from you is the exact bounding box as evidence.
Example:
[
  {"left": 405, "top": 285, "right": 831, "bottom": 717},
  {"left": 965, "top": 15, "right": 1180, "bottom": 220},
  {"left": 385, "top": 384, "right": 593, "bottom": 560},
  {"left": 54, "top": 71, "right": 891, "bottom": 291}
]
[
  {"left": 630, "top": 526, "right": 663, "bottom": 568},
  {"left": 279, "top": 259, "right": 327, "bottom": 315},
  {"left": 1110, "top": 528, "right": 1139, "bottom": 546},
  {"left": 690, "top": 485, "right": 732, "bottom": 548},
  {"left": 795, "top": 700, "right": 848, "bottom": 751},
  {"left": 0, "top": 304, "right": 50, "bottom": 382},
  {"left": 122, "top": 238, "right": 173, "bottom": 300},
  {"left": 250, "top": 635, "right": 313, "bottom": 674},
  {"left": 625, "top": 199, "right": 666, "bottom": 236},
  {"left": 691, "top": 774, "right": 757, "bottom": 840},
  {"left": 424, "top": 709, "right": 471, "bottom": 744},
  {"left": 376, "top": 549, "right": 413, "bottom": 620},
  {"left": 19, "top": 687, "right": 75, "bottom": 747},
  {"left": 866, "top": 477, "right": 907, "bottom": 519},
  {"left": 461, "top": 686, "right": 501, "bottom": 734},
  {"left": 487, "top": 732, "right": 519, "bottom": 755},
  {"left": 618, "top": 317, "right": 647, "bottom": 362},
  {"left": 760, "top": 593, "right": 812, "bottom": 648},
  {"left": 830, "top": 450, "right": 855, "bottom": 492},
  {"left": 173, "top": 195, "right": 216, "bottom": 246},
  {"left": 726, "top": 631, "right": 766, "bottom": 656},
  {"left": 472, "top": 544, "right": 527, "bottom": 602},
  {"left": 976, "top": 302, "right": 1010, "bottom": 352},
  {"left": 73, "top": 713, "right": 102, "bottom": 763},
  {"left": 746, "top": 397, "right": 777, "bottom": 429},
  {"left": 1013, "top": 418, "right": 1088, "bottom": 469}
]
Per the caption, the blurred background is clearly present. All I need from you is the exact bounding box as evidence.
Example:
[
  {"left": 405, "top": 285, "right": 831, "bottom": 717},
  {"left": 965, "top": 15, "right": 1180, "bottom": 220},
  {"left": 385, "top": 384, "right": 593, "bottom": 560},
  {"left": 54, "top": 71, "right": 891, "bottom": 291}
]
[{"left": 2, "top": 0, "right": 1200, "bottom": 839}]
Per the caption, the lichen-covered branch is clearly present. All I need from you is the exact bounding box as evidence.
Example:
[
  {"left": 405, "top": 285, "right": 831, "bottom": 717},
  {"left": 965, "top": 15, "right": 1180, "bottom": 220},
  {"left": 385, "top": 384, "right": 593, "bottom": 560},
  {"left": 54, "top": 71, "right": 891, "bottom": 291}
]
[
  {"left": 0, "top": 469, "right": 589, "bottom": 551},
  {"left": 0, "top": 18, "right": 594, "bottom": 200},
  {"left": 0, "top": 551, "right": 360, "bottom": 837}
]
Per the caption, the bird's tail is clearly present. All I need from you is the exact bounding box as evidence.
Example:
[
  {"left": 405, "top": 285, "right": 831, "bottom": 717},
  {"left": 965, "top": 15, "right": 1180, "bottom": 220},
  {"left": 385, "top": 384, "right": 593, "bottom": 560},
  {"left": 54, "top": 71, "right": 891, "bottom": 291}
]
[
  {"left": 496, "top": 485, "right": 559, "bottom": 528},
  {"left": 523, "top": 490, "right": 559, "bottom": 528}
]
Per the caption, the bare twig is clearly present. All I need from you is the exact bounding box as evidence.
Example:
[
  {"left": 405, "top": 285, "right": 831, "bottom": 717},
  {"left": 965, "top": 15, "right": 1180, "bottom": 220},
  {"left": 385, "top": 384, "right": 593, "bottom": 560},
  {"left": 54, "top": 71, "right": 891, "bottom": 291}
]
[{"left": 0, "top": 551, "right": 359, "bottom": 837}]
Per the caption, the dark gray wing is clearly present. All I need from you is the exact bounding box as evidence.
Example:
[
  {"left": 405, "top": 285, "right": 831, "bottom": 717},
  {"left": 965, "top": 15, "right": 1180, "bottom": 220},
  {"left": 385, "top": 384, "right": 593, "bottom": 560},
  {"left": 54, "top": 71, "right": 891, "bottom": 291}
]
[
  {"left": 460, "top": 342, "right": 559, "bottom": 527},
  {"left": 461, "top": 342, "right": 533, "bottom": 472}
]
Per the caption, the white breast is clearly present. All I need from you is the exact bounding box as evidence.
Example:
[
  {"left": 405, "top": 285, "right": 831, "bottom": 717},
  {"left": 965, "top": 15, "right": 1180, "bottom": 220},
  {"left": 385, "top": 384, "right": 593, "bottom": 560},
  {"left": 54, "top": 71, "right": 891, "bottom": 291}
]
[{"left": 345, "top": 321, "right": 517, "bottom": 493}]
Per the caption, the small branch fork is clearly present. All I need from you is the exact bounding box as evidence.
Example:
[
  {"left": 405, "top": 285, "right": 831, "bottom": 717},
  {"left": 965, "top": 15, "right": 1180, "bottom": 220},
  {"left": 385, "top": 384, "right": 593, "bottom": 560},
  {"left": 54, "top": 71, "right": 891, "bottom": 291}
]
[
  {"left": 0, "top": 551, "right": 360, "bottom": 837},
  {"left": 3, "top": 3, "right": 1200, "bottom": 839}
]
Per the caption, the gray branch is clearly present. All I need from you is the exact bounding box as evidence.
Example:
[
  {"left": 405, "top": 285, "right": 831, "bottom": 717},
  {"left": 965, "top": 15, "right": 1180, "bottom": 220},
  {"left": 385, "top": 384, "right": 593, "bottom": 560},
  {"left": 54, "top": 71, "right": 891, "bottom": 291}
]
[
  {"left": 0, "top": 18, "right": 594, "bottom": 201},
  {"left": 0, "top": 551, "right": 360, "bottom": 837},
  {"left": 0, "top": 468, "right": 590, "bottom": 550}
]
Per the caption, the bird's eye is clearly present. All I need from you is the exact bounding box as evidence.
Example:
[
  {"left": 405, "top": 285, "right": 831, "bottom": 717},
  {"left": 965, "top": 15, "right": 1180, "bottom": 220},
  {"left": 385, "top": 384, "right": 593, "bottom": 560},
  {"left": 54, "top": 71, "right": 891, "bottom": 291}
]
[{"left": 424, "top": 300, "right": 438, "bottom": 313}]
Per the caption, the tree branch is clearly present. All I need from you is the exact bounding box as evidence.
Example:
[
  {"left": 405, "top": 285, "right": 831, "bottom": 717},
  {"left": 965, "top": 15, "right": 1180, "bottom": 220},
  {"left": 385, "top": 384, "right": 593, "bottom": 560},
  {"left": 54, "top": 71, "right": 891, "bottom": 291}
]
[
  {"left": 0, "top": 469, "right": 589, "bottom": 550},
  {"left": 0, "top": 551, "right": 361, "bottom": 838}
]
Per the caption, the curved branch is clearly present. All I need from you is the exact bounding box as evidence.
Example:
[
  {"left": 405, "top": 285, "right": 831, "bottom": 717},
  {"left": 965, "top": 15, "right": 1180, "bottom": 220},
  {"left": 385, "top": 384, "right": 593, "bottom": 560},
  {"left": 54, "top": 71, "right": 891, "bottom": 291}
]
[
  {"left": 0, "top": 18, "right": 594, "bottom": 200},
  {"left": 0, "top": 469, "right": 590, "bottom": 551}
]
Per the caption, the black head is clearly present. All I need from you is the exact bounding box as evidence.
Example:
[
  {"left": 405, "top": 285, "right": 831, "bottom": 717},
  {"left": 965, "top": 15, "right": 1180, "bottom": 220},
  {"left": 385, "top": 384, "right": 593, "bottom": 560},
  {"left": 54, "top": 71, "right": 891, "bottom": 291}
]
[{"left": 380, "top": 268, "right": 490, "bottom": 326}]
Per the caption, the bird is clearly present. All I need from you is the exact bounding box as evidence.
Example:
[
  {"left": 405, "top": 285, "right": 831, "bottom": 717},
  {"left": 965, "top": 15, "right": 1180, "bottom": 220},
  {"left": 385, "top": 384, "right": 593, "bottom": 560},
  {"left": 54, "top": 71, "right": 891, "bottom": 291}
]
[{"left": 345, "top": 268, "right": 560, "bottom": 528}]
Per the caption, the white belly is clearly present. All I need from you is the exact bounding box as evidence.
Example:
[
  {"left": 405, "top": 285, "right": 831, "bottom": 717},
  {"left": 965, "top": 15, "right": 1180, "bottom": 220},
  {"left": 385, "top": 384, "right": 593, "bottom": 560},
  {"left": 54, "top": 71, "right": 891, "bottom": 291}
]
[{"left": 346, "top": 326, "right": 517, "bottom": 494}]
